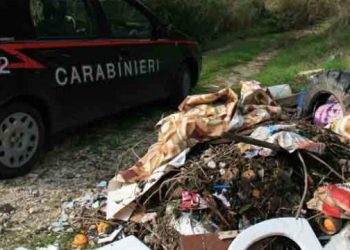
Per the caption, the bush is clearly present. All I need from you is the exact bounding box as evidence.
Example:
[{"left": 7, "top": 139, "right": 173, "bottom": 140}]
[
  {"left": 146, "top": 0, "right": 264, "bottom": 42},
  {"left": 144, "top": 0, "right": 350, "bottom": 45},
  {"left": 264, "top": 0, "right": 349, "bottom": 30}
]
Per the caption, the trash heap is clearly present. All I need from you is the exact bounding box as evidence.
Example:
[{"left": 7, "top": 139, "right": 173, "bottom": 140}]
[{"left": 54, "top": 80, "right": 350, "bottom": 249}]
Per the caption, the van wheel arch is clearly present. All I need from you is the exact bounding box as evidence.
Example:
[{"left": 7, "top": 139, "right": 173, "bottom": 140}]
[
  {"left": 2, "top": 96, "right": 52, "bottom": 135},
  {"left": 183, "top": 57, "right": 199, "bottom": 87}
]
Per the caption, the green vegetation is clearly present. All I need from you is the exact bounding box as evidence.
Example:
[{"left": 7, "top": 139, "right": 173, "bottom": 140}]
[
  {"left": 193, "top": 20, "right": 350, "bottom": 93},
  {"left": 195, "top": 35, "right": 278, "bottom": 92},
  {"left": 201, "top": 23, "right": 279, "bottom": 51},
  {"left": 146, "top": 0, "right": 350, "bottom": 46},
  {"left": 146, "top": 0, "right": 265, "bottom": 44},
  {"left": 255, "top": 28, "right": 350, "bottom": 90},
  {"left": 143, "top": 0, "right": 350, "bottom": 93}
]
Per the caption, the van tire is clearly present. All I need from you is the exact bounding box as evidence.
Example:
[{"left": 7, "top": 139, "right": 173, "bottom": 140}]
[
  {"left": 169, "top": 63, "right": 193, "bottom": 108},
  {"left": 0, "top": 103, "right": 45, "bottom": 179}
]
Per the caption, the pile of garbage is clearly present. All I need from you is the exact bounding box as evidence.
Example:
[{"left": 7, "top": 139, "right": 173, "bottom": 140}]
[{"left": 53, "top": 78, "right": 350, "bottom": 249}]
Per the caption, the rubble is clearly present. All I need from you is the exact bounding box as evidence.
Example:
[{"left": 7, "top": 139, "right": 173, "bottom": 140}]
[{"left": 49, "top": 80, "right": 350, "bottom": 249}]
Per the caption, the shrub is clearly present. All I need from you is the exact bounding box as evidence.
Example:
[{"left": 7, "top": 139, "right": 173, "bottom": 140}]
[
  {"left": 146, "top": 0, "right": 264, "bottom": 42},
  {"left": 264, "top": 0, "right": 349, "bottom": 30},
  {"left": 144, "top": 0, "right": 350, "bottom": 44}
]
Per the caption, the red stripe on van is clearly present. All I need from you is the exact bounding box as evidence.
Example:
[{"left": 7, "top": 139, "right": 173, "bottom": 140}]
[{"left": 0, "top": 39, "right": 198, "bottom": 69}]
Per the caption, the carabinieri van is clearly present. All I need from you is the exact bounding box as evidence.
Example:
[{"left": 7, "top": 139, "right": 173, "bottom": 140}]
[{"left": 0, "top": 0, "right": 201, "bottom": 178}]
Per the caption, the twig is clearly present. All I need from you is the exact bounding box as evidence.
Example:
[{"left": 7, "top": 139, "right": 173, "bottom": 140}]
[
  {"left": 307, "top": 212, "right": 322, "bottom": 221},
  {"left": 296, "top": 152, "right": 308, "bottom": 219},
  {"left": 203, "top": 193, "right": 230, "bottom": 228},
  {"left": 195, "top": 162, "right": 210, "bottom": 180},
  {"left": 131, "top": 148, "right": 140, "bottom": 160},
  {"left": 318, "top": 170, "right": 332, "bottom": 186},
  {"left": 164, "top": 180, "right": 179, "bottom": 201},
  {"left": 143, "top": 224, "right": 169, "bottom": 250},
  {"left": 74, "top": 216, "right": 120, "bottom": 225},
  {"left": 142, "top": 174, "right": 181, "bottom": 206},
  {"left": 208, "top": 138, "right": 231, "bottom": 145},
  {"left": 306, "top": 152, "right": 345, "bottom": 181},
  {"left": 224, "top": 132, "right": 284, "bottom": 152},
  {"left": 329, "top": 142, "right": 350, "bottom": 153}
]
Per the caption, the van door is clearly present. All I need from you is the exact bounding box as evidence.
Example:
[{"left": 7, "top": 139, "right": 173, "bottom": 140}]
[
  {"left": 26, "top": 0, "right": 121, "bottom": 129},
  {"left": 97, "top": 0, "right": 171, "bottom": 108}
]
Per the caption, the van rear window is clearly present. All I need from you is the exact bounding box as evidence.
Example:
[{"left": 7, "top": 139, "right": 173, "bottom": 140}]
[{"left": 0, "top": 0, "right": 35, "bottom": 40}]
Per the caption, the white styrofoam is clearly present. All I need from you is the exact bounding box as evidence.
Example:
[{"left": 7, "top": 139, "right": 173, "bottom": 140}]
[
  {"left": 96, "top": 235, "right": 150, "bottom": 250},
  {"left": 228, "top": 217, "right": 323, "bottom": 250}
]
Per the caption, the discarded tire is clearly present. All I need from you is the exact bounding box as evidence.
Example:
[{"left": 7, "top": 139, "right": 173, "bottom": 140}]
[{"left": 302, "top": 71, "right": 350, "bottom": 117}]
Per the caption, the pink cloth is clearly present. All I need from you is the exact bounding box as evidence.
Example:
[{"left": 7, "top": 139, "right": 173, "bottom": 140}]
[{"left": 314, "top": 103, "right": 343, "bottom": 128}]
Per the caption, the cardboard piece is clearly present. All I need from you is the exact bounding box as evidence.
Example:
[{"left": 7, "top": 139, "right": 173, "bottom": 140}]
[
  {"left": 114, "top": 203, "right": 136, "bottom": 222},
  {"left": 180, "top": 234, "right": 232, "bottom": 250},
  {"left": 106, "top": 149, "right": 189, "bottom": 219}
]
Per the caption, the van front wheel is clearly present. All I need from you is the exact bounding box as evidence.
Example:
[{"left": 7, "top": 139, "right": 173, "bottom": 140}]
[
  {"left": 0, "top": 103, "right": 45, "bottom": 179},
  {"left": 169, "top": 63, "right": 193, "bottom": 108}
]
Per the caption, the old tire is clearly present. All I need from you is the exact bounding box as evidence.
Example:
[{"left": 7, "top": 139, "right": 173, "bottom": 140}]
[
  {"left": 169, "top": 63, "right": 193, "bottom": 108},
  {"left": 301, "top": 71, "right": 350, "bottom": 117},
  {"left": 0, "top": 103, "right": 45, "bottom": 179}
]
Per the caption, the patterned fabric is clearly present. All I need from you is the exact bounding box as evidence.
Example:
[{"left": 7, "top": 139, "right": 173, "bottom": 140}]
[
  {"left": 116, "top": 82, "right": 281, "bottom": 183},
  {"left": 239, "top": 124, "right": 325, "bottom": 157},
  {"left": 327, "top": 114, "right": 350, "bottom": 139},
  {"left": 314, "top": 103, "right": 343, "bottom": 128}
]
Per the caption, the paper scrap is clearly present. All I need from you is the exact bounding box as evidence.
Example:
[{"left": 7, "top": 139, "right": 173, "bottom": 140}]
[{"left": 96, "top": 235, "right": 150, "bottom": 250}]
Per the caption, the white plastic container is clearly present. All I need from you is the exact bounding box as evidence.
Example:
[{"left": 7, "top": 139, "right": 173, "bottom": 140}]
[{"left": 268, "top": 84, "right": 292, "bottom": 100}]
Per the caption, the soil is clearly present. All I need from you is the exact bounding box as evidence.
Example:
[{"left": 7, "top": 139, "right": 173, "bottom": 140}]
[{"left": 0, "top": 107, "right": 161, "bottom": 249}]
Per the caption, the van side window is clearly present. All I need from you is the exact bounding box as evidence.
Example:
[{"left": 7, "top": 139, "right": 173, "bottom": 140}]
[
  {"left": 0, "top": 0, "right": 35, "bottom": 40},
  {"left": 30, "top": 0, "right": 97, "bottom": 38},
  {"left": 99, "top": 0, "right": 151, "bottom": 39}
]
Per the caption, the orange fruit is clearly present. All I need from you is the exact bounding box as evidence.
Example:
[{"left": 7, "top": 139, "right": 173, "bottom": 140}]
[
  {"left": 72, "top": 234, "right": 88, "bottom": 249},
  {"left": 323, "top": 218, "right": 337, "bottom": 234}
]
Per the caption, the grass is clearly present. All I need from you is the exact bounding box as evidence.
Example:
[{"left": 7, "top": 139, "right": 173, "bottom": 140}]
[
  {"left": 195, "top": 34, "right": 284, "bottom": 92},
  {"left": 2, "top": 231, "right": 75, "bottom": 250},
  {"left": 201, "top": 23, "right": 280, "bottom": 51},
  {"left": 197, "top": 22, "right": 350, "bottom": 93},
  {"left": 254, "top": 27, "right": 350, "bottom": 91}
]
